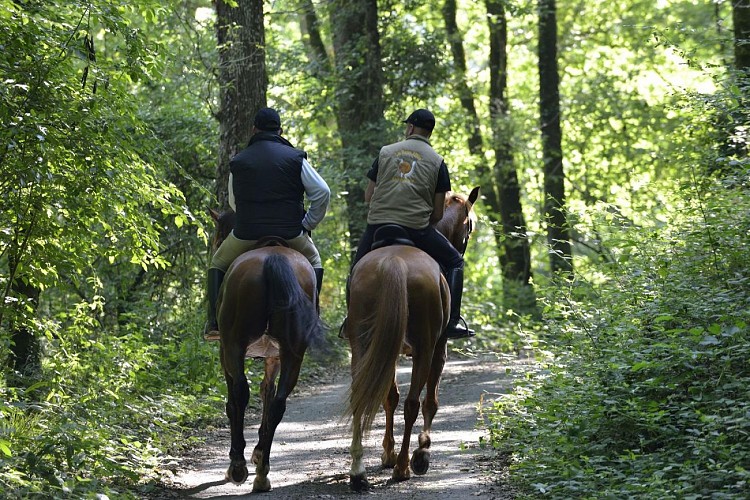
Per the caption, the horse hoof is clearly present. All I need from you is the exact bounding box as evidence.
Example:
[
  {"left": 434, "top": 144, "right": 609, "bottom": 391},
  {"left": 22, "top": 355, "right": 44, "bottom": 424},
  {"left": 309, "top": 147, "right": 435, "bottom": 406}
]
[
  {"left": 381, "top": 451, "right": 397, "bottom": 468},
  {"left": 410, "top": 449, "right": 430, "bottom": 475},
  {"left": 392, "top": 466, "right": 410, "bottom": 482},
  {"left": 225, "top": 463, "right": 249, "bottom": 485},
  {"left": 349, "top": 474, "right": 370, "bottom": 492},
  {"left": 252, "top": 476, "right": 271, "bottom": 492}
]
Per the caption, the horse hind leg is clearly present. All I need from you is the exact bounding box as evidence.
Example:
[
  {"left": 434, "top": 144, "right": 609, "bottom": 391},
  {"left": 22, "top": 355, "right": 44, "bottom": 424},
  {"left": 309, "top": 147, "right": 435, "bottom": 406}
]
[
  {"left": 349, "top": 416, "right": 370, "bottom": 492},
  {"left": 251, "top": 356, "right": 280, "bottom": 492},
  {"left": 347, "top": 327, "right": 371, "bottom": 491},
  {"left": 411, "top": 336, "right": 448, "bottom": 476},
  {"left": 253, "top": 356, "right": 281, "bottom": 463},
  {"left": 392, "top": 352, "right": 429, "bottom": 482},
  {"left": 410, "top": 403, "right": 434, "bottom": 476},
  {"left": 381, "top": 377, "right": 399, "bottom": 468},
  {"left": 253, "top": 347, "right": 304, "bottom": 493},
  {"left": 392, "top": 394, "right": 420, "bottom": 482},
  {"left": 222, "top": 347, "right": 250, "bottom": 485}
]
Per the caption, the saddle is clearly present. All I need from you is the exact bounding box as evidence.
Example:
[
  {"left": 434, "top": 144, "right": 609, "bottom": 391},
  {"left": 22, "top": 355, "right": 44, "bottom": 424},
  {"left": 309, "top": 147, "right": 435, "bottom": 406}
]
[
  {"left": 369, "top": 225, "right": 446, "bottom": 273},
  {"left": 370, "top": 224, "right": 415, "bottom": 251}
]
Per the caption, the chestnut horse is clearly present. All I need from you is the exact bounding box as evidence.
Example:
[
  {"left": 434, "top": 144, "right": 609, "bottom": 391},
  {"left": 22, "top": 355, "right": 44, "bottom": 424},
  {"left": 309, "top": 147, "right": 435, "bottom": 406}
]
[
  {"left": 209, "top": 209, "right": 324, "bottom": 492},
  {"left": 344, "top": 187, "right": 480, "bottom": 491}
]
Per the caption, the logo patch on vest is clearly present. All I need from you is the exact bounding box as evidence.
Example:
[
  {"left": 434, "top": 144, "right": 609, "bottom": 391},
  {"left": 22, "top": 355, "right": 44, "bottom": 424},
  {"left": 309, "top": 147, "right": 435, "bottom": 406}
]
[{"left": 394, "top": 149, "right": 422, "bottom": 182}]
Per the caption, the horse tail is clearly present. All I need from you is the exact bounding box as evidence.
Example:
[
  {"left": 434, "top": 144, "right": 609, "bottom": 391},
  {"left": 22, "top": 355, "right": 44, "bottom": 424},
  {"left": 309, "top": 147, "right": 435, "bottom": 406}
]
[
  {"left": 348, "top": 256, "right": 408, "bottom": 433},
  {"left": 263, "top": 253, "right": 323, "bottom": 353}
]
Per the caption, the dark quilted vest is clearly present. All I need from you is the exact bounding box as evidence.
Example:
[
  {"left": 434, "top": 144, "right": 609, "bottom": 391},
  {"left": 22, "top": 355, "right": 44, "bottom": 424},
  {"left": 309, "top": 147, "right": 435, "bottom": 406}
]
[{"left": 230, "top": 133, "right": 306, "bottom": 240}]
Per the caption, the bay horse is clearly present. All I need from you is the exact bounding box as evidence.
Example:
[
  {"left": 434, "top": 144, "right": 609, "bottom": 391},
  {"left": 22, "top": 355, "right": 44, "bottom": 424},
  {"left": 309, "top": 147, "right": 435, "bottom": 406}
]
[
  {"left": 344, "top": 186, "right": 480, "bottom": 491},
  {"left": 209, "top": 209, "right": 324, "bottom": 492}
]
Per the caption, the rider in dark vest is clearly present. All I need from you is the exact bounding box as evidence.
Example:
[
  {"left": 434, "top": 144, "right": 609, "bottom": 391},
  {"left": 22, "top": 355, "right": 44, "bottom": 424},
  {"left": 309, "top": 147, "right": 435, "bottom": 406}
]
[{"left": 204, "top": 108, "right": 330, "bottom": 340}]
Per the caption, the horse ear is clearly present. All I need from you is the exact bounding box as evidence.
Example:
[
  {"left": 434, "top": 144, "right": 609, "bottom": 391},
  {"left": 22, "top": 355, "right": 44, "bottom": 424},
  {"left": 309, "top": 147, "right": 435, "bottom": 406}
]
[
  {"left": 208, "top": 208, "right": 221, "bottom": 222},
  {"left": 468, "top": 186, "right": 480, "bottom": 206}
]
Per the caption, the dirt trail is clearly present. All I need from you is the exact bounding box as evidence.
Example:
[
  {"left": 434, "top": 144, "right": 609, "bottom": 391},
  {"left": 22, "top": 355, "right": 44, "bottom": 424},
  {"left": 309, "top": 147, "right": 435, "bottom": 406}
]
[{"left": 161, "top": 354, "right": 520, "bottom": 499}]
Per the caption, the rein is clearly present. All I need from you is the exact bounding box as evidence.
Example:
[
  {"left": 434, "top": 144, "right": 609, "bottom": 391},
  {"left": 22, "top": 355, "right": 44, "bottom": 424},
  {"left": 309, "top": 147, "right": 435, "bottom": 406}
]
[{"left": 459, "top": 200, "right": 474, "bottom": 257}]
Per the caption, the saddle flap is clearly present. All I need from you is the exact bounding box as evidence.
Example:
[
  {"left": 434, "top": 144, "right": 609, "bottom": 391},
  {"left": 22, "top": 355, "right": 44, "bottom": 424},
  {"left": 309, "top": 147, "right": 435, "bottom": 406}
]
[{"left": 371, "top": 224, "right": 415, "bottom": 251}]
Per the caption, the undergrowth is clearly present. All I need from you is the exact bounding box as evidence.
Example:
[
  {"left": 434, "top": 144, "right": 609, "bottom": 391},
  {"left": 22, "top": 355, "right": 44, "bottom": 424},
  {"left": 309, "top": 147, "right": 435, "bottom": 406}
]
[
  {"left": 0, "top": 302, "right": 245, "bottom": 499},
  {"left": 488, "top": 174, "right": 750, "bottom": 498}
]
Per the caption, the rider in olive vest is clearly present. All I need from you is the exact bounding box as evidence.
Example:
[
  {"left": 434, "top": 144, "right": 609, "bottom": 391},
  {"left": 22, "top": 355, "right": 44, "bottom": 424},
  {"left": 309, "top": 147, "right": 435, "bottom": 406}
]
[{"left": 349, "top": 109, "right": 474, "bottom": 339}]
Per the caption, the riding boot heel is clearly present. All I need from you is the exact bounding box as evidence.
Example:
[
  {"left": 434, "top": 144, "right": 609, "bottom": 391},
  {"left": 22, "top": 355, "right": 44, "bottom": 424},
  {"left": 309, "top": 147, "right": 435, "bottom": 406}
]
[{"left": 204, "top": 268, "right": 225, "bottom": 341}]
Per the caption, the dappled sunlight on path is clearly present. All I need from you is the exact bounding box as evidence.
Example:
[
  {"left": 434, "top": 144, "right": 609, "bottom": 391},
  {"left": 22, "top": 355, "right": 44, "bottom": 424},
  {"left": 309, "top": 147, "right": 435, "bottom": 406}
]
[{"left": 166, "top": 355, "right": 519, "bottom": 499}]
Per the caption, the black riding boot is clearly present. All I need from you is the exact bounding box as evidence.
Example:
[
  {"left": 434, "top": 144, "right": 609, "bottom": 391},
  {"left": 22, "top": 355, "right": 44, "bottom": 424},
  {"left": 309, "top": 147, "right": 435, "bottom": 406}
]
[
  {"left": 444, "top": 266, "right": 475, "bottom": 339},
  {"left": 204, "top": 268, "right": 225, "bottom": 340},
  {"left": 314, "top": 268, "right": 324, "bottom": 315}
]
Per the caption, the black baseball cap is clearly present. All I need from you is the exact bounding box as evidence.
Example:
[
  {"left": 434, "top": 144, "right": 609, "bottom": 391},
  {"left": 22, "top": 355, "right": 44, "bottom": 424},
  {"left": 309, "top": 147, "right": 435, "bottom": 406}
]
[
  {"left": 403, "top": 109, "right": 435, "bottom": 131},
  {"left": 254, "top": 107, "right": 281, "bottom": 131}
]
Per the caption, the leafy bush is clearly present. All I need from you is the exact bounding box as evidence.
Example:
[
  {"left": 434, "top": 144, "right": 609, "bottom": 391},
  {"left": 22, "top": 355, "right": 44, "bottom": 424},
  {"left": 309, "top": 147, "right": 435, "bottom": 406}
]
[
  {"left": 488, "top": 172, "right": 750, "bottom": 498},
  {"left": 0, "top": 296, "right": 234, "bottom": 498}
]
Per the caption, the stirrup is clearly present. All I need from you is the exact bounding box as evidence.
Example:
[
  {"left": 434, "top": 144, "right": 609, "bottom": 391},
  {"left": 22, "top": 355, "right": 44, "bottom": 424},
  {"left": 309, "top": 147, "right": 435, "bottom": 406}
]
[
  {"left": 445, "top": 317, "right": 475, "bottom": 339},
  {"left": 203, "top": 323, "right": 220, "bottom": 341},
  {"left": 204, "top": 332, "right": 220, "bottom": 341}
]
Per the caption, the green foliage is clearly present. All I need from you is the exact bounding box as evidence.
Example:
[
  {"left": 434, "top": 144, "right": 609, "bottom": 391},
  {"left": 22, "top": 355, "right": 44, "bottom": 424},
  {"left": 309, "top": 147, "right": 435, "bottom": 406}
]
[
  {"left": 379, "top": 8, "right": 452, "bottom": 107},
  {"left": 487, "top": 82, "right": 750, "bottom": 496},
  {"left": 0, "top": 0, "right": 197, "bottom": 330},
  {"left": 0, "top": 1, "right": 225, "bottom": 497},
  {"left": 0, "top": 306, "right": 231, "bottom": 498},
  {"left": 1, "top": 0, "right": 747, "bottom": 497}
]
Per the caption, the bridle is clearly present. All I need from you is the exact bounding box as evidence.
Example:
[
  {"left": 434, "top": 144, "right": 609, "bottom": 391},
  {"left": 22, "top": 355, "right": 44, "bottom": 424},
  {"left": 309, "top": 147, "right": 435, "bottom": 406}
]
[{"left": 459, "top": 200, "right": 474, "bottom": 257}]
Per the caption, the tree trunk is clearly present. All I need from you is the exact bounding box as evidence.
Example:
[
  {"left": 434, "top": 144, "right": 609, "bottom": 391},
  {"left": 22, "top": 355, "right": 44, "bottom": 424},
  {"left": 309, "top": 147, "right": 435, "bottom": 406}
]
[
  {"left": 215, "top": 0, "right": 267, "bottom": 210},
  {"left": 8, "top": 280, "right": 40, "bottom": 376},
  {"left": 4, "top": 237, "right": 41, "bottom": 376},
  {"left": 442, "top": 0, "right": 483, "bottom": 156},
  {"left": 299, "top": 0, "right": 331, "bottom": 77},
  {"left": 486, "top": 0, "right": 537, "bottom": 315},
  {"left": 538, "top": 0, "right": 572, "bottom": 274},
  {"left": 329, "top": 0, "right": 385, "bottom": 263},
  {"left": 443, "top": 0, "right": 537, "bottom": 315},
  {"left": 722, "top": 0, "right": 750, "bottom": 160},
  {"left": 442, "top": 0, "right": 496, "bottom": 238},
  {"left": 733, "top": 0, "right": 750, "bottom": 73}
]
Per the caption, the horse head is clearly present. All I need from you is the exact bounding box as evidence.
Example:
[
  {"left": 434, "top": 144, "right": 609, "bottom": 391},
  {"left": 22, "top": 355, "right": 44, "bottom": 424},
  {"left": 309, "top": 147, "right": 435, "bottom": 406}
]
[
  {"left": 209, "top": 208, "right": 236, "bottom": 254},
  {"left": 435, "top": 186, "right": 480, "bottom": 256}
]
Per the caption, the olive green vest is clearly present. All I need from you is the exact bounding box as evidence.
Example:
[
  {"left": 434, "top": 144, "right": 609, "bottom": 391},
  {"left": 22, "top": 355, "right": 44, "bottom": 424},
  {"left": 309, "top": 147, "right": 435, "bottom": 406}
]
[{"left": 367, "top": 135, "right": 443, "bottom": 229}]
